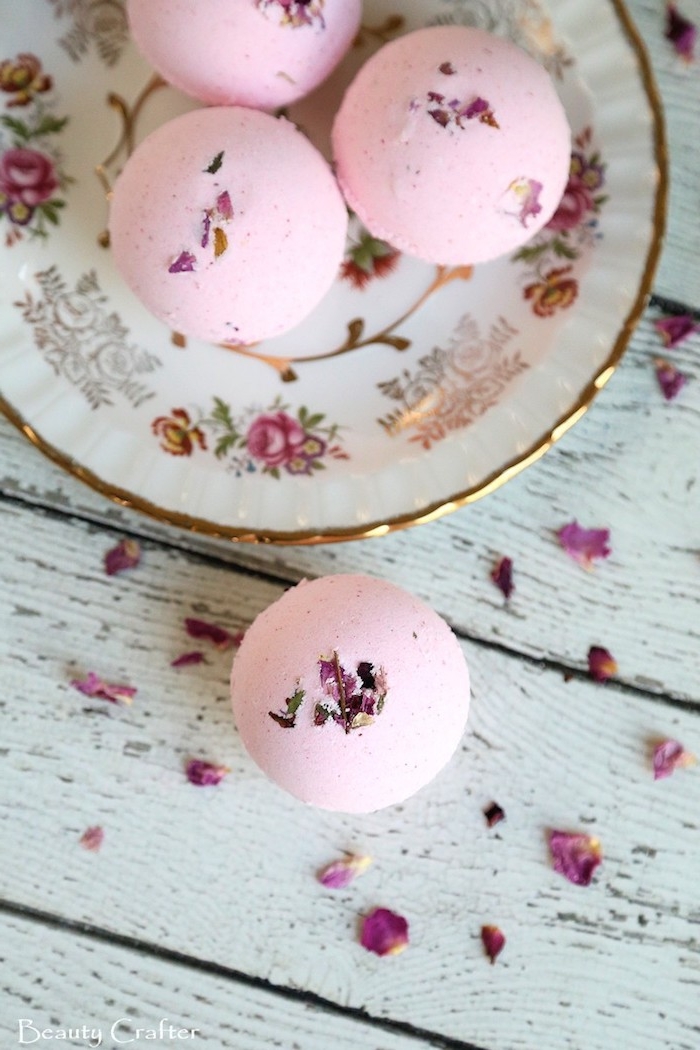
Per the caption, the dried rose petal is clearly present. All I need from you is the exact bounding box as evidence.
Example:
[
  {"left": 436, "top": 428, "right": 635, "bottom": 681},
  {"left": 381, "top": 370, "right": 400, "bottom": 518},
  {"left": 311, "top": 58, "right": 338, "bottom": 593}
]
[
  {"left": 439, "top": 61, "right": 456, "bottom": 75},
  {"left": 652, "top": 739, "right": 696, "bottom": 780},
  {"left": 665, "top": 3, "right": 697, "bottom": 61},
  {"left": 185, "top": 759, "right": 230, "bottom": 786},
  {"left": 484, "top": 802, "right": 506, "bottom": 827},
  {"left": 653, "top": 314, "right": 699, "bottom": 348},
  {"left": 184, "top": 618, "right": 243, "bottom": 649},
  {"left": 71, "top": 672, "right": 136, "bottom": 706},
  {"left": 481, "top": 925, "right": 506, "bottom": 964},
  {"left": 171, "top": 651, "right": 207, "bottom": 668},
  {"left": 104, "top": 538, "right": 141, "bottom": 576},
  {"left": 587, "top": 645, "right": 618, "bottom": 683},
  {"left": 556, "top": 520, "right": 611, "bottom": 570},
  {"left": 318, "top": 854, "right": 372, "bottom": 889},
  {"left": 79, "top": 826, "right": 104, "bottom": 852},
  {"left": 360, "top": 908, "right": 409, "bottom": 956},
  {"left": 506, "top": 177, "right": 543, "bottom": 226},
  {"left": 491, "top": 556, "right": 514, "bottom": 599},
  {"left": 216, "top": 190, "right": 234, "bottom": 221},
  {"left": 654, "top": 357, "right": 688, "bottom": 401},
  {"left": 549, "top": 830, "right": 602, "bottom": 886},
  {"left": 168, "top": 250, "right": 196, "bottom": 273}
]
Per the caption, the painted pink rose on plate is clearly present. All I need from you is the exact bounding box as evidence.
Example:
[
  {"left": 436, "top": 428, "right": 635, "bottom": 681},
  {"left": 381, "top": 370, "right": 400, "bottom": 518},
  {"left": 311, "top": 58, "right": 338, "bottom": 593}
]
[
  {"left": 0, "top": 146, "right": 58, "bottom": 208},
  {"left": 546, "top": 151, "right": 604, "bottom": 233},
  {"left": 246, "top": 411, "right": 307, "bottom": 468}
]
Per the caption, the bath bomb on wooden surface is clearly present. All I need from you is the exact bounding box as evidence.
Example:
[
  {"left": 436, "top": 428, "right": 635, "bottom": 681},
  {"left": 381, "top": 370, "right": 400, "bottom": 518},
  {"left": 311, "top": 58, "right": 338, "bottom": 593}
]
[{"left": 230, "top": 575, "right": 471, "bottom": 812}]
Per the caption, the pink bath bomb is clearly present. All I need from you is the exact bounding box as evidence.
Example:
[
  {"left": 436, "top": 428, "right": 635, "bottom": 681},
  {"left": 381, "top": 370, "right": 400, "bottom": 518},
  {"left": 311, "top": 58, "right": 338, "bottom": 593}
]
[
  {"left": 230, "top": 575, "right": 470, "bottom": 812},
  {"left": 108, "top": 106, "right": 348, "bottom": 344},
  {"left": 127, "top": 0, "right": 362, "bottom": 109},
  {"left": 331, "top": 25, "right": 571, "bottom": 265}
]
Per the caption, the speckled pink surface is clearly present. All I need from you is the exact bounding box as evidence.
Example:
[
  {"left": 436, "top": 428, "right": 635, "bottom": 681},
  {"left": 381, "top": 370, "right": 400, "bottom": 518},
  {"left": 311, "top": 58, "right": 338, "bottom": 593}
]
[
  {"left": 332, "top": 25, "right": 571, "bottom": 265},
  {"left": 230, "top": 575, "right": 470, "bottom": 812},
  {"left": 108, "top": 107, "right": 347, "bottom": 344},
  {"left": 127, "top": 0, "right": 362, "bottom": 109}
]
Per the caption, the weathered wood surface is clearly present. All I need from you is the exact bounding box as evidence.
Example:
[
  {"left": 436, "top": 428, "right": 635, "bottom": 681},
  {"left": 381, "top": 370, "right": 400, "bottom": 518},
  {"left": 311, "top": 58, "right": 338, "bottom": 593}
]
[
  {"left": 1, "top": 502, "right": 699, "bottom": 1050},
  {"left": 2, "top": 310, "right": 698, "bottom": 703},
  {"left": 1, "top": 911, "right": 444, "bottom": 1050},
  {"left": 1, "top": 3, "right": 699, "bottom": 1049}
]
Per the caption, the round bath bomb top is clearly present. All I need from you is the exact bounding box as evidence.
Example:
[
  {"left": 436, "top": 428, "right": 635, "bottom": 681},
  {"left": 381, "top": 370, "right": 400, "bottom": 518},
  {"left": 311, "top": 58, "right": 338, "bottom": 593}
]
[
  {"left": 331, "top": 25, "right": 571, "bottom": 265},
  {"left": 230, "top": 575, "right": 470, "bottom": 812},
  {"left": 108, "top": 106, "right": 348, "bottom": 345},
  {"left": 127, "top": 0, "right": 362, "bottom": 109}
]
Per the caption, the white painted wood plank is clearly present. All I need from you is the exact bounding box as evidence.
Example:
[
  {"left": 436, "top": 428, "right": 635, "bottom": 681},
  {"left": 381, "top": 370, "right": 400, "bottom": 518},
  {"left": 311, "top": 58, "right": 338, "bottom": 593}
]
[
  {"left": 2, "top": 311, "right": 698, "bottom": 701},
  {"left": 0, "top": 912, "right": 442, "bottom": 1050},
  {"left": 1, "top": 503, "right": 699, "bottom": 1050}
]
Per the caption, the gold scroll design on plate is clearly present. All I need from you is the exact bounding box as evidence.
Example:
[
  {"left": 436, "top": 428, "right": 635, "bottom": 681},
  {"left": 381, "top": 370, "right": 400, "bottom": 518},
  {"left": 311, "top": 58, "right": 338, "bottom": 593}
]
[
  {"left": 46, "top": 0, "right": 130, "bottom": 67},
  {"left": 377, "top": 314, "right": 528, "bottom": 448}
]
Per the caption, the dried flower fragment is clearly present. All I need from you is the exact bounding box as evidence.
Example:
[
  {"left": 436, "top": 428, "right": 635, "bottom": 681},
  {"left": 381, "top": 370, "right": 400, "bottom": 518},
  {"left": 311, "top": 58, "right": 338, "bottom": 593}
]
[
  {"left": 587, "top": 645, "right": 618, "bottom": 683},
  {"left": 269, "top": 686, "right": 305, "bottom": 729},
  {"left": 652, "top": 739, "right": 696, "bottom": 780},
  {"left": 184, "top": 618, "right": 243, "bottom": 649},
  {"left": 71, "top": 672, "right": 136, "bottom": 706},
  {"left": 185, "top": 758, "right": 230, "bottom": 786},
  {"left": 79, "top": 825, "right": 104, "bottom": 852},
  {"left": 204, "top": 150, "right": 224, "bottom": 174},
  {"left": 654, "top": 357, "right": 688, "bottom": 401},
  {"left": 481, "top": 924, "right": 506, "bottom": 964},
  {"left": 549, "top": 830, "right": 602, "bottom": 886},
  {"left": 104, "top": 537, "right": 141, "bottom": 576},
  {"left": 360, "top": 908, "right": 409, "bottom": 956},
  {"left": 427, "top": 91, "right": 499, "bottom": 130},
  {"left": 491, "top": 556, "right": 514, "bottom": 599},
  {"left": 665, "top": 3, "right": 697, "bottom": 61},
  {"left": 653, "top": 314, "right": 699, "bottom": 348},
  {"left": 171, "top": 651, "right": 207, "bottom": 668},
  {"left": 317, "top": 853, "right": 373, "bottom": 889},
  {"left": 213, "top": 226, "right": 228, "bottom": 258},
  {"left": 506, "top": 177, "right": 543, "bottom": 226},
  {"left": 439, "top": 61, "right": 456, "bottom": 75},
  {"left": 484, "top": 802, "right": 506, "bottom": 827},
  {"left": 556, "top": 520, "right": 611, "bottom": 570},
  {"left": 168, "top": 250, "right": 196, "bottom": 273}
]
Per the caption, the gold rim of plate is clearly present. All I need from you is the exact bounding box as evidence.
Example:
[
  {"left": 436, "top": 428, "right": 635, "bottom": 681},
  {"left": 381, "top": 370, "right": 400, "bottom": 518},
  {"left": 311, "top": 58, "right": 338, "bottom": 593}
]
[{"left": 1, "top": 0, "right": 668, "bottom": 545}]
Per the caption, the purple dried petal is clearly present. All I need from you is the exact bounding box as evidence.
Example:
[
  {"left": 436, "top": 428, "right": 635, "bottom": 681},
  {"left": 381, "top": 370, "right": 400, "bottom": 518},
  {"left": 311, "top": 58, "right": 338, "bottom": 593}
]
[
  {"left": 360, "top": 908, "right": 409, "bottom": 956},
  {"left": 481, "top": 925, "right": 506, "bottom": 964},
  {"left": 655, "top": 358, "right": 688, "bottom": 401},
  {"left": 317, "top": 854, "right": 372, "bottom": 889},
  {"left": 556, "top": 520, "right": 611, "bottom": 570},
  {"left": 79, "top": 826, "right": 104, "bottom": 852},
  {"left": 461, "top": 96, "right": 489, "bottom": 119},
  {"left": 184, "top": 618, "right": 241, "bottom": 649},
  {"left": 665, "top": 3, "right": 697, "bottom": 61},
  {"left": 653, "top": 314, "right": 699, "bottom": 348},
  {"left": 185, "top": 759, "right": 230, "bottom": 786},
  {"left": 168, "top": 250, "right": 197, "bottom": 274},
  {"left": 427, "top": 90, "right": 445, "bottom": 103},
  {"left": 484, "top": 802, "right": 506, "bottom": 827},
  {"left": 491, "top": 556, "right": 514, "bottom": 599},
  {"left": 587, "top": 645, "right": 618, "bottom": 683},
  {"left": 549, "top": 830, "right": 602, "bottom": 886},
  {"left": 201, "top": 210, "right": 211, "bottom": 249},
  {"left": 652, "top": 739, "right": 696, "bottom": 780},
  {"left": 171, "top": 651, "right": 207, "bottom": 668},
  {"left": 71, "top": 672, "right": 136, "bottom": 706},
  {"left": 507, "top": 177, "right": 542, "bottom": 226},
  {"left": 104, "top": 537, "right": 141, "bottom": 576}
]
